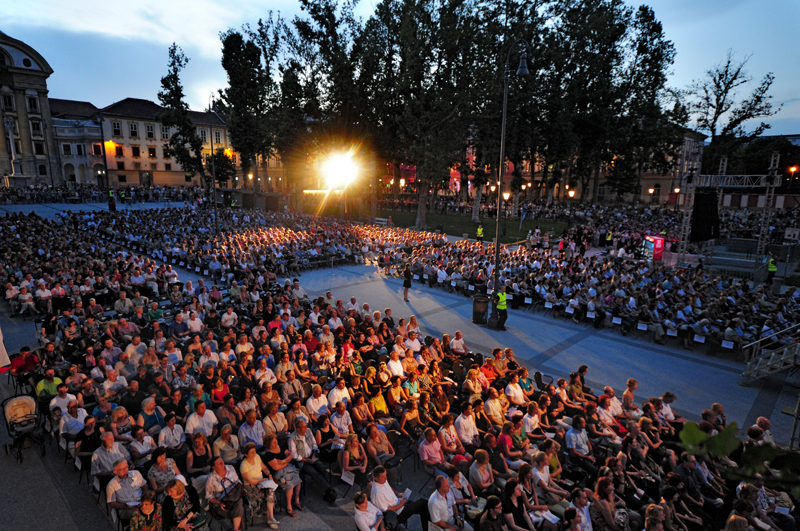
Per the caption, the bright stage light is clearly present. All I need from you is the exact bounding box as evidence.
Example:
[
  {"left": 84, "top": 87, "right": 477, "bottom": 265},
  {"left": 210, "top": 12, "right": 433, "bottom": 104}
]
[{"left": 322, "top": 152, "right": 360, "bottom": 190}]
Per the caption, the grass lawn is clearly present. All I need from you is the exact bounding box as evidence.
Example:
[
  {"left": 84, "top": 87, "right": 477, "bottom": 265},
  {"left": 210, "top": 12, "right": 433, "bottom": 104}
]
[{"left": 376, "top": 210, "right": 566, "bottom": 244}]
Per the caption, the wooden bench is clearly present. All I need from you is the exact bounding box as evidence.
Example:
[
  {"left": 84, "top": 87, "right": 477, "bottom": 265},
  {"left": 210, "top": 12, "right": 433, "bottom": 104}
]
[{"left": 374, "top": 217, "right": 389, "bottom": 226}]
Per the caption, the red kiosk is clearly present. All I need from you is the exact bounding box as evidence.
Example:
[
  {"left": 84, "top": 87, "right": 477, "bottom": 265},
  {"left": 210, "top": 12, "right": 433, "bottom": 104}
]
[{"left": 644, "top": 235, "right": 664, "bottom": 263}]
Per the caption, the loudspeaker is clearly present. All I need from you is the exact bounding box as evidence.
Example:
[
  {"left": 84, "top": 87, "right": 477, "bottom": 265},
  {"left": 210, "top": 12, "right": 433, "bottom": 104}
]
[{"left": 690, "top": 188, "right": 720, "bottom": 242}]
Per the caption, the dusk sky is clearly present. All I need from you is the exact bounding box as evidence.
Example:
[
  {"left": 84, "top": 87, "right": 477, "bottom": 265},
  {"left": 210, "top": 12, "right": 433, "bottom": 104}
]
[{"left": 3, "top": 0, "right": 798, "bottom": 135}]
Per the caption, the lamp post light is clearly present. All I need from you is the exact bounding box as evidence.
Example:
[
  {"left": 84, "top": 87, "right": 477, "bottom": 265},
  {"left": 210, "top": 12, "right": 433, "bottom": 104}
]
[
  {"left": 791, "top": 166, "right": 797, "bottom": 181},
  {"left": 322, "top": 151, "right": 360, "bottom": 220},
  {"left": 488, "top": 38, "right": 530, "bottom": 330},
  {"left": 648, "top": 187, "right": 654, "bottom": 206},
  {"left": 567, "top": 189, "right": 575, "bottom": 228},
  {"left": 673, "top": 187, "right": 681, "bottom": 213},
  {"left": 502, "top": 191, "right": 511, "bottom": 237}
]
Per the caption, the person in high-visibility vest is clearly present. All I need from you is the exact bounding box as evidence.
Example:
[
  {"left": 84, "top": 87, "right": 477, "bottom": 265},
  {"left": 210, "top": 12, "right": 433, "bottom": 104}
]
[
  {"left": 767, "top": 256, "right": 778, "bottom": 281},
  {"left": 230, "top": 199, "right": 235, "bottom": 208},
  {"left": 495, "top": 285, "right": 508, "bottom": 331},
  {"left": 476, "top": 225, "right": 484, "bottom": 243},
  {"left": 605, "top": 231, "right": 612, "bottom": 248}
]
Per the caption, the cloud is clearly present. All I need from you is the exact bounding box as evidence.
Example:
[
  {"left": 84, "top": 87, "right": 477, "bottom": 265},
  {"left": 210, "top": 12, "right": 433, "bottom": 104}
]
[{"left": 3, "top": 0, "right": 300, "bottom": 58}]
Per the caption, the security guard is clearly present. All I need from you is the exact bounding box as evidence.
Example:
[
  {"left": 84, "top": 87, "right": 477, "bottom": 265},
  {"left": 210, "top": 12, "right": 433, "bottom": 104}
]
[
  {"left": 476, "top": 225, "right": 484, "bottom": 243},
  {"left": 230, "top": 198, "right": 236, "bottom": 208},
  {"left": 494, "top": 284, "right": 508, "bottom": 331},
  {"left": 605, "top": 230, "right": 613, "bottom": 248},
  {"left": 768, "top": 256, "right": 777, "bottom": 281}
]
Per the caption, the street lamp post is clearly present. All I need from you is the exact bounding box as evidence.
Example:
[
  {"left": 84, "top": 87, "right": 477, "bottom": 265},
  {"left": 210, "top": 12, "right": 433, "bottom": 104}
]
[
  {"left": 209, "top": 93, "right": 219, "bottom": 235},
  {"left": 673, "top": 187, "right": 681, "bottom": 213},
  {"left": 488, "top": 38, "right": 530, "bottom": 330},
  {"left": 567, "top": 189, "right": 575, "bottom": 228},
  {"left": 648, "top": 187, "right": 654, "bottom": 206}
]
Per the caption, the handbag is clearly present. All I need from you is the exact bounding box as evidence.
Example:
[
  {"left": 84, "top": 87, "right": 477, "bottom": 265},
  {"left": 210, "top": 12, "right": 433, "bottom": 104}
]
[
  {"left": 220, "top": 477, "right": 244, "bottom": 505},
  {"left": 190, "top": 513, "right": 207, "bottom": 528}
]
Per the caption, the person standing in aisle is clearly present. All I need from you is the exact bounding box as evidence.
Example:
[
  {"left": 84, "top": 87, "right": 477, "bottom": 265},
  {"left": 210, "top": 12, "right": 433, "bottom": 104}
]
[
  {"left": 403, "top": 264, "right": 412, "bottom": 302},
  {"left": 494, "top": 285, "right": 508, "bottom": 331}
]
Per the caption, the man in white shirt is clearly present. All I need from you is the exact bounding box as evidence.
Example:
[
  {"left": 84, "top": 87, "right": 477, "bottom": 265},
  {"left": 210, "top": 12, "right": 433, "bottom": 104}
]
[
  {"left": 306, "top": 385, "right": 329, "bottom": 421},
  {"left": 454, "top": 403, "right": 480, "bottom": 454},
  {"left": 221, "top": 307, "right": 238, "bottom": 330},
  {"left": 387, "top": 351, "right": 405, "bottom": 378},
  {"left": 369, "top": 466, "right": 430, "bottom": 530},
  {"left": 158, "top": 413, "right": 186, "bottom": 450},
  {"left": 107, "top": 458, "right": 147, "bottom": 520},
  {"left": 450, "top": 331, "right": 468, "bottom": 356},
  {"left": 429, "top": 476, "right": 472, "bottom": 531},
  {"left": 355, "top": 491, "right": 386, "bottom": 531},
  {"left": 484, "top": 388, "right": 507, "bottom": 429},
  {"left": 569, "top": 488, "right": 593, "bottom": 531},
  {"left": 345, "top": 296, "right": 359, "bottom": 312},
  {"left": 328, "top": 377, "right": 351, "bottom": 409},
  {"left": 330, "top": 401, "right": 354, "bottom": 437},
  {"left": 50, "top": 383, "right": 77, "bottom": 414},
  {"left": 187, "top": 312, "right": 204, "bottom": 333},
  {"left": 404, "top": 331, "right": 422, "bottom": 354},
  {"left": 602, "top": 386, "right": 628, "bottom": 421},
  {"left": 185, "top": 402, "right": 218, "bottom": 437}
]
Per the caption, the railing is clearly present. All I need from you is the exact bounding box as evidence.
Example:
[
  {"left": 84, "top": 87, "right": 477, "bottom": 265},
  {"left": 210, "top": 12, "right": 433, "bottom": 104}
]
[
  {"left": 742, "top": 341, "right": 800, "bottom": 379},
  {"left": 742, "top": 321, "right": 800, "bottom": 359}
]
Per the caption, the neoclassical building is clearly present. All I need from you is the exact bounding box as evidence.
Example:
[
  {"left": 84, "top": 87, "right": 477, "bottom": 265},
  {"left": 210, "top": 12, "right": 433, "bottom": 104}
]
[{"left": 0, "top": 31, "right": 61, "bottom": 186}]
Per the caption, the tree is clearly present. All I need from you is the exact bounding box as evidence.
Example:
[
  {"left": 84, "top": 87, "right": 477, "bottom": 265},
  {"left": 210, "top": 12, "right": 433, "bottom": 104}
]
[
  {"left": 157, "top": 44, "right": 207, "bottom": 186},
  {"left": 208, "top": 148, "right": 237, "bottom": 186},
  {"left": 220, "top": 28, "right": 274, "bottom": 191},
  {"left": 686, "top": 50, "right": 781, "bottom": 172}
]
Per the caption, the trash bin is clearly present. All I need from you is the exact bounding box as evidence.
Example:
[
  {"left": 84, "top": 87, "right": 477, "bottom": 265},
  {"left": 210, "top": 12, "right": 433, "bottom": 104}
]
[
  {"left": 472, "top": 295, "right": 489, "bottom": 324},
  {"left": 772, "top": 277, "right": 783, "bottom": 295}
]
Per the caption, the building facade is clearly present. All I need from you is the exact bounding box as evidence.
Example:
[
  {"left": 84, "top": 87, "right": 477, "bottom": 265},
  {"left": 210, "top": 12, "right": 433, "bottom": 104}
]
[
  {"left": 0, "top": 31, "right": 61, "bottom": 186},
  {"left": 97, "top": 98, "right": 237, "bottom": 188}
]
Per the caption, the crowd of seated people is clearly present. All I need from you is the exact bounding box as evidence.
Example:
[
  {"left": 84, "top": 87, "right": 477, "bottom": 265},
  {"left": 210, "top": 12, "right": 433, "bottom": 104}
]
[{"left": 1, "top": 201, "right": 798, "bottom": 531}]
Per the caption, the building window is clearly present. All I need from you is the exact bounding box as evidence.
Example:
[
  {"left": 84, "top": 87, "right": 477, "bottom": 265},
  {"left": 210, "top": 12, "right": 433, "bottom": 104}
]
[
  {"left": 134, "top": 162, "right": 141, "bottom": 170},
  {"left": 115, "top": 146, "right": 124, "bottom": 157},
  {"left": 1, "top": 94, "right": 12, "bottom": 110},
  {"left": 214, "top": 131, "right": 221, "bottom": 144},
  {"left": 163, "top": 145, "right": 171, "bottom": 159},
  {"left": 0, "top": 54, "right": 5, "bottom": 66},
  {"left": 112, "top": 121, "right": 122, "bottom": 136},
  {"left": 161, "top": 126, "right": 169, "bottom": 140},
  {"left": 34, "top": 142, "right": 45, "bottom": 155},
  {"left": 232, "top": 153, "right": 237, "bottom": 164},
  {"left": 38, "top": 164, "right": 47, "bottom": 175},
  {"left": 146, "top": 124, "right": 155, "bottom": 139},
  {"left": 93, "top": 144, "right": 102, "bottom": 156},
  {"left": 200, "top": 130, "right": 207, "bottom": 143},
  {"left": 76, "top": 144, "right": 85, "bottom": 156},
  {"left": 62, "top": 144, "right": 72, "bottom": 155},
  {"left": 150, "top": 163, "right": 157, "bottom": 171},
  {"left": 165, "top": 163, "right": 172, "bottom": 171},
  {"left": 185, "top": 174, "right": 193, "bottom": 183},
  {"left": 129, "top": 123, "right": 138, "bottom": 137},
  {"left": 148, "top": 147, "right": 156, "bottom": 158},
  {"left": 30, "top": 121, "right": 42, "bottom": 136},
  {"left": 28, "top": 97, "right": 38, "bottom": 113},
  {"left": 131, "top": 146, "right": 140, "bottom": 158},
  {"left": 118, "top": 174, "right": 127, "bottom": 183},
  {"left": 117, "top": 161, "right": 125, "bottom": 170}
]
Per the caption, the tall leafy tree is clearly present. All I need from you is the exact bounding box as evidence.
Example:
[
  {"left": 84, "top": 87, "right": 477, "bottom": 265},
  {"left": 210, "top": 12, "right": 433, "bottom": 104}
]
[
  {"left": 686, "top": 51, "right": 781, "bottom": 173},
  {"left": 157, "top": 44, "right": 207, "bottom": 186},
  {"left": 220, "top": 28, "right": 273, "bottom": 191}
]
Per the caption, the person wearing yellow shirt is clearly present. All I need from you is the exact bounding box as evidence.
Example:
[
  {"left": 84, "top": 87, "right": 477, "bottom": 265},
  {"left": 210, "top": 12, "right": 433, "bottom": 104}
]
[{"left": 494, "top": 285, "right": 508, "bottom": 331}]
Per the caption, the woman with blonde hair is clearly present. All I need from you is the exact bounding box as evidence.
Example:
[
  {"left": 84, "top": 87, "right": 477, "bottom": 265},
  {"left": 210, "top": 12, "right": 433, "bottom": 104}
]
[
  {"left": 724, "top": 515, "right": 750, "bottom": 531},
  {"left": 340, "top": 433, "right": 368, "bottom": 487},
  {"left": 110, "top": 406, "right": 135, "bottom": 443},
  {"left": 463, "top": 369, "right": 483, "bottom": 404}
]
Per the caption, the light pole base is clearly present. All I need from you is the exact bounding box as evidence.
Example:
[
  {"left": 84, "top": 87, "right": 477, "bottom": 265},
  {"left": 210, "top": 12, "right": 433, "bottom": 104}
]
[{"left": 487, "top": 312, "right": 500, "bottom": 330}]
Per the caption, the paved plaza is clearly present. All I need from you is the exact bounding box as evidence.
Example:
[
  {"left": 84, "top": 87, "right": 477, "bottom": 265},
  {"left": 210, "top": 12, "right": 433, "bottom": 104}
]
[{"left": 0, "top": 204, "right": 798, "bottom": 531}]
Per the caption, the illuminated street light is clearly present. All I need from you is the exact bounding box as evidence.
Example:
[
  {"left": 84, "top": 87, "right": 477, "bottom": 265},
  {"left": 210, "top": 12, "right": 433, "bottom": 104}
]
[{"left": 400, "top": 178, "right": 405, "bottom": 188}]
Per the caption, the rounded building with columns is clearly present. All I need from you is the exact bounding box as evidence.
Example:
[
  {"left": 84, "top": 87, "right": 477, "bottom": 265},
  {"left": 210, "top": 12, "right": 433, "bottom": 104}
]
[{"left": 0, "top": 31, "right": 61, "bottom": 186}]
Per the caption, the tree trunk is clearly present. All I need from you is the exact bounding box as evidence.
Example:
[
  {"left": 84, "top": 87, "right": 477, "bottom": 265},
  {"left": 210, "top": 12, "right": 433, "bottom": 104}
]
[
  {"left": 591, "top": 162, "right": 601, "bottom": 204},
  {"left": 415, "top": 181, "right": 428, "bottom": 229},
  {"left": 471, "top": 185, "right": 482, "bottom": 223}
]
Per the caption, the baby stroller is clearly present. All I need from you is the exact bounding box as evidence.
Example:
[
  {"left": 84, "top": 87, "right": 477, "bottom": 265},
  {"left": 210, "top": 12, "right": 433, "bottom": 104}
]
[{"left": 3, "top": 395, "right": 46, "bottom": 464}]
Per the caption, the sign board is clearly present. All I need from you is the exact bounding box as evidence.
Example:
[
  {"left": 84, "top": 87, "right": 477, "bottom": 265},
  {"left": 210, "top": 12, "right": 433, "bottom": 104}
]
[{"left": 785, "top": 228, "right": 800, "bottom": 241}]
